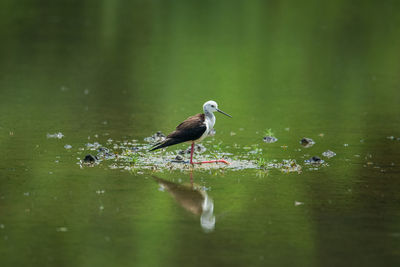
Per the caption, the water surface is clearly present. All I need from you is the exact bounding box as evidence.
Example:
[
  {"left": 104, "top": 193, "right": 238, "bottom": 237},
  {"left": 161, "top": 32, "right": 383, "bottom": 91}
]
[{"left": 1, "top": 1, "right": 400, "bottom": 266}]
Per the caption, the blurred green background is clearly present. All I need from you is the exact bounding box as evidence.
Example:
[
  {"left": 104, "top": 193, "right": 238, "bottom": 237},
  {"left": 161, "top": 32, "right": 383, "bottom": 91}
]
[{"left": 1, "top": 1, "right": 400, "bottom": 266}]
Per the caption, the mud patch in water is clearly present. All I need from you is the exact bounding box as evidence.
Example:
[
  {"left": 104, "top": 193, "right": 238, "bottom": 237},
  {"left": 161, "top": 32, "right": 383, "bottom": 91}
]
[
  {"left": 68, "top": 132, "right": 343, "bottom": 173},
  {"left": 71, "top": 141, "right": 307, "bottom": 174}
]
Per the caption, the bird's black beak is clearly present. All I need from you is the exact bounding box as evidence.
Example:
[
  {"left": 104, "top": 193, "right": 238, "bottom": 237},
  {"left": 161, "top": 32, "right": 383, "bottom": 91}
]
[{"left": 216, "top": 108, "right": 232, "bottom": 118}]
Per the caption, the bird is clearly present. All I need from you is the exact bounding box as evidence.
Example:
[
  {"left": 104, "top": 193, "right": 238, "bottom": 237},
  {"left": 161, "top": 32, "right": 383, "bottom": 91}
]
[{"left": 150, "top": 100, "right": 232, "bottom": 164}]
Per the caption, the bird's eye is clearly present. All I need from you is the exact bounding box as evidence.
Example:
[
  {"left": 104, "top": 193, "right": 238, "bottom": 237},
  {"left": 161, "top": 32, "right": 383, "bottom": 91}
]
[{"left": 211, "top": 105, "right": 215, "bottom": 108}]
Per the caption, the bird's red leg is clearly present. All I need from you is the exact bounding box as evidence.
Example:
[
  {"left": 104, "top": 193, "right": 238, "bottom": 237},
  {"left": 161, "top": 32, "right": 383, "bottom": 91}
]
[
  {"left": 192, "top": 159, "right": 230, "bottom": 165},
  {"left": 189, "top": 142, "right": 195, "bottom": 164},
  {"left": 190, "top": 142, "right": 230, "bottom": 164},
  {"left": 190, "top": 142, "right": 230, "bottom": 165}
]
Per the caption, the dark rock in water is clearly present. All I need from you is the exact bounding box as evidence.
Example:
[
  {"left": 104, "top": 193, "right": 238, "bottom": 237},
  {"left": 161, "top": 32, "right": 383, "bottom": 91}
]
[
  {"left": 83, "top": 154, "right": 98, "bottom": 163},
  {"left": 263, "top": 136, "right": 278, "bottom": 143},
  {"left": 306, "top": 156, "right": 323, "bottom": 164},
  {"left": 175, "top": 155, "right": 184, "bottom": 161},
  {"left": 300, "top": 137, "right": 315, "bottom": 147},
  {"left": 171, "top": 154, "right": 186, "bottom": 163},
  {"left": 311, "top": 156, "right": 321, "bottom": 163}
]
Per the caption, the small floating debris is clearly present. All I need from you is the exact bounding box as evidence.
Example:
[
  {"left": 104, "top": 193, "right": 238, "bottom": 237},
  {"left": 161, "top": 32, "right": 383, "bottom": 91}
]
[
  {"left": 344, "top": 144, "right": 349, "bottom": 147},
  {"left": 263, "top": 136, "right": 278, "bottom": 143},
  {"left": 280, "top": 160, "right": 302, "bottom": 173},
  {"left": 98, "top": 147, "right": 109, "bottom": 153},
  {"left": 256, "top": 158, "right": 301, "bottom": 173},
  {"left": 300, "top": 137, "right": 315, "bottom": 148},
  {"left": 56, "top": 227, "right": 68, "bottom": 232},
  {"left": 305, "top": 156, "right": 324, "bottom": 164},
  {"left": 387, "top": 136, "right": 395, "bottom": 140},
  {"left": 47, "top": 132, "right": 64, "bottom": 139},
  {"left": 259, "top": 159, "right": 298, "bottom": 171},
  {"left": 249, "top": 148, "right": 262, "bottom": 155},
  {"left": 294, "top": 201, "right": 304, "bottom": 206},
  {"left": 64, "top": 144, "right": 72, "bottom": 149},
  {"left": 322, "top": 150, "right": 336, "bottom": 158},
  {"left": 97, "top": 147, "right": 114, "bottom": 159},
  {"left": 86, "top": 142, "right": 101, "bottom": 150}
]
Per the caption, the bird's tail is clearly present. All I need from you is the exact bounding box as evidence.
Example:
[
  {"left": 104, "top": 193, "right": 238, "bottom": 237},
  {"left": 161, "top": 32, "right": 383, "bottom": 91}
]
[{"left": 149, "top": 138, "right": 181, "bottom": 151}]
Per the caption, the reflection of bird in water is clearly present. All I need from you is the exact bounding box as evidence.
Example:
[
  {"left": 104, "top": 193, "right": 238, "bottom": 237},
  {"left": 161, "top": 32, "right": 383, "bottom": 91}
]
[{"left": 153, "top": 174, "right": 215, "bottom": 232}]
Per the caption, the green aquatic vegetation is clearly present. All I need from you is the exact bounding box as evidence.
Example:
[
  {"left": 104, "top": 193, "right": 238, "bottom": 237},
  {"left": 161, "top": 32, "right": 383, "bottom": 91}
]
[
  {"left": 210, "top": 152, "right": 219, "bottom": 160},
  {"left": 130, "top": 152, "right": 140, "bottom": 165},
  {"left": 264, "top": 128, "right": 275, "bottom": 137},
  {"left": 256, "top": 157, "right": 267, "bottom": 169},
  {"left": 213, "top": 141, "right": 223, "bottom": 152},
  {"left": 210, "top": 141, "right": 224, "bottom": 159},
  {"left": 248, "top": 144, "right": 263, "bottom": 161}
]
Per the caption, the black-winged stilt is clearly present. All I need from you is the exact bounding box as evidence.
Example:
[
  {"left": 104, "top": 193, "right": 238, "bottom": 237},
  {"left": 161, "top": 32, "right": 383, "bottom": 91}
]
[{"left": 150, "top": 100, "right": 232, "bottom": 164}]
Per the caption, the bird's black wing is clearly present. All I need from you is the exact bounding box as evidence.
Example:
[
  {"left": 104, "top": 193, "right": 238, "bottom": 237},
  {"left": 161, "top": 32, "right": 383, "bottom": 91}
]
[
  {"left": 150, "top": 114, "right": 206, "bottom": 151},
  {"left": 169, "top": 113, "right": 207, "bottom": 141}
]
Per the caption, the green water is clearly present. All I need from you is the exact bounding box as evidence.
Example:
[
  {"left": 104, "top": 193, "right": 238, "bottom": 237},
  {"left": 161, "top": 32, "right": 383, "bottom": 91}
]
[{"left": 1, "top": 1, "right": 400, "bottom": 266}]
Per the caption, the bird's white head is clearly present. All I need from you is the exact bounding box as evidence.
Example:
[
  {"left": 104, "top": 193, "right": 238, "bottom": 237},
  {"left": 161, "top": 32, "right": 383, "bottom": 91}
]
[
  {"left": 203, "top": 100, "right": 218, "bottom": 113},
  {"left": 203, "top": 100, "right": 232, "bottom": 117}
]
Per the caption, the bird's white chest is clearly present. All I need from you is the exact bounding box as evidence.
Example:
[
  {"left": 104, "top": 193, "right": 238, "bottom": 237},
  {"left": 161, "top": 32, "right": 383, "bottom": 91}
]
[
  {"left": 205, "top": 115, "right": 215, "bottom": 130},
  {"left": 197, "top": 115, "right": 215, "bottom": 142}
]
